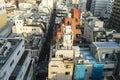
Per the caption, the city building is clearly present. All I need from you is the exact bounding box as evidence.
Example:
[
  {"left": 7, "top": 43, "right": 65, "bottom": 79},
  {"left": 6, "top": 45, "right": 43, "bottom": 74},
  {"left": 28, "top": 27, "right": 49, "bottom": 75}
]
[
  {"left": 49, "top": 17, "right": 120, "bottom": 80},
  {"left": 86, "top": 0, "right": 92, "bottom": 11},
  {"left": 112, "top": 33, "right": 120, "bottom": 44},
  {"left": 11, "top": 8, "right": 49, "bottom": 62},
  {"left": 48, "top": 58, "right": 74, "bottom": 80},
  {"left": 54, "top": 8, "right": 82, "bottom": 44},
  {"left": 84, "top": 17, "right": 107, "bottom": 43},
  {"left": 74, "top": 42, "right": 120, "bottom": 80},
  {"left": 110, "top": 0, "right": 120, "bottom": 31},
  {"left": 12, "top": 7, "right": 50, "bottom": 37},
  {"left": 55, "top": 2, "right": 68, "bottom": 24},
  {"left": 90, "top": 0, "right": 114, "bottom": 17},
  {"left": 79, "top": 0, "right": 87, "bottom": 11},
  {"left": 106, "top": 0, "right": 114, "bottom": 18},
  {"left": 25, "top": 35, "right": 43, "bottom": 62},
  {"left": 72, "top": 0, "right": 79, "bottom": 5},
  {"left": 0, "top": 0, "right": 7, "bottom": 29},
  {"left": 38, "top": 0, "right": 54, "bottom": 12},
  {"left": 12, "top": 19, "right": 45, "bottom": 37},
  {"left": 0, "top": 38, "right": 34, "bottom": 80},
  {"left": 48, "top": 25, "right": 75, "bottom": 80}
]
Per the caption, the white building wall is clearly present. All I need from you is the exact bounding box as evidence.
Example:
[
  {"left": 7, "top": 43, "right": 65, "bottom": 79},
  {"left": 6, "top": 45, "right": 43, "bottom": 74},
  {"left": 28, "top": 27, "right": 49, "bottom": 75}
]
[
  {"left": 16, "top": 51, "right": 32, "bottom": 80},
  {"left": 97, "top": 47, "right": 120, "bottom": 59},
  {"left": 72, "top": 0, "right": 79, "bottom": 4},
  {"left": 55, "top": 50, "right": 74, "bottom": 58},
  {"left": 79, "top": 0, "right": 87, "bottom": 11},
  {"left": 12, "top": 26, "right": 44, "bottom": 35},
  {"left": 0, "top": 39, "right": 25, "bottom": 80},
  {"left": 26, "top": 60, "right": 34, "bottom": 80}
]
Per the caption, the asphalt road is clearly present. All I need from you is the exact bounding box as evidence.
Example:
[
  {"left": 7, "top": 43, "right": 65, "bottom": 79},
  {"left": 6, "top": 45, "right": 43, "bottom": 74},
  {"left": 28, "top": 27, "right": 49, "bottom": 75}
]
[{"left": 36, "top": 11, "right": 55, "bottom": 80}]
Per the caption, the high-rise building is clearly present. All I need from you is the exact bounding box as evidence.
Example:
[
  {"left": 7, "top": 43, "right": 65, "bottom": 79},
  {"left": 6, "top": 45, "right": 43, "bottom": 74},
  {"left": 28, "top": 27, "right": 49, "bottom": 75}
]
[
  {"left": 110, "top": 0, "right": 120, "bottom": 31},
  {"left": 0, "top": 0, "right": 7, "bottom": 29},
  {"left": 86, "top": 0, "right": 92, "bottom": 11},
  {"left": 90, "top": 0, "right": 114, "bottom": 17}
]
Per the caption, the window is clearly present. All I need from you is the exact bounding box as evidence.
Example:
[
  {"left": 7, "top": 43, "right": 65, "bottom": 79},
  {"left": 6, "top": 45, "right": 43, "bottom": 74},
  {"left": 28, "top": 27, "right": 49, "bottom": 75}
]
[
  {"left": 25, "top": 62, "right": 27, "bottom": 66},
  {"left": 22, "top": 45, "right": 25, "bottom": 47},
  {"left": 17, "top": 51, "right": 20, "bottom": 55},
  {"left": 75, "top": 18, "right": 78, "bottom": 22},
  {"left": 89, "top": 76, "right": 104, "bottom": 79},
  {"left": 76, "top": 25, "right": 80, "bottom": 29},
  {"left": 65, "top": 72, "right": 70, "bottom": 75},
  {"left": 76, "top": 34, "right": 81, "bottom": 39},
  {"left": 10, "top": 60, "right": 14, "bottom": 67},
  {"left": 51, "top": 65, "right": 58, "bottom": 67},
  {"left": 65, "top": 65, "right": 71, "bottom": 68},
  {"left": 68, "top": 21, "right": 72, "bottom": 25},
  {"left": 51, "top": 72, "right": 56, "bottom": 74},
  {"left": 104, "top": 68, "right": 114, "bottom": 71},
  {"left": 32, "top": 29, "right": 36, "bottom": 31},
  {"left": 105, "top": 54, "right": 109, "bottom": 58}
]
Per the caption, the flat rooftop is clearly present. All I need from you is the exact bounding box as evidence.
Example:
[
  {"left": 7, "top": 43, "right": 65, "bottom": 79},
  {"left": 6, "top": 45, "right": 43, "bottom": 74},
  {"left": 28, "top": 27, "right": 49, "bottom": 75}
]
[
  {"left": 80, "top": 50, "right": 97, "bottom": 64},
  {"left": 93, "top": 42, "right": 119, "bottom": 48},
  {"left": 76, "top": 49, "right": 116, "bottom": 64}
]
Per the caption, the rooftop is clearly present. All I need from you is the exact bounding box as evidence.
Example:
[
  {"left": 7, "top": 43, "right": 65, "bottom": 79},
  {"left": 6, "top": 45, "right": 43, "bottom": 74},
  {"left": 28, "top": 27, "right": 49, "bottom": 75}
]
[
  {"left": 79, "top": 50, "right": 97, "bottom": 64},
  {"left": 93, "top": 42, "right": 120, "bottom": 48},
  {"left": 75, "top": 48, "right": 116, "bottom": 64}
]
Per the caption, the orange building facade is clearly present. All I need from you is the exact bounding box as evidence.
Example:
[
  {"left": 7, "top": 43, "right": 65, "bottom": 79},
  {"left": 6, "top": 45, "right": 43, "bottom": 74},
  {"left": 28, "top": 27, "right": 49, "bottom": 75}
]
[{"left": 54, "top": 8, "right": 82, "bottom": 43}]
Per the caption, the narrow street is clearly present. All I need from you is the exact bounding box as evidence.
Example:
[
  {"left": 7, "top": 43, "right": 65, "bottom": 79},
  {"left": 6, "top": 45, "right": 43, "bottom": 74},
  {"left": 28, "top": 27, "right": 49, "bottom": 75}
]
[{"left": 36, "top": 11, "right": 56, "bottom": 80}]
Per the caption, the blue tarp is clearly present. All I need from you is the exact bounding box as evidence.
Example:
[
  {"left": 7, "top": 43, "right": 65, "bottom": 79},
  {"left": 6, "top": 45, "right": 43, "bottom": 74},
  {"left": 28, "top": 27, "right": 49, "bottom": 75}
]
[
  {"left": 74, "top": 65, "right": 86, "bottom": 80},
  {"left": 92, "top": 64, "right": 104, "bottom": 80}
]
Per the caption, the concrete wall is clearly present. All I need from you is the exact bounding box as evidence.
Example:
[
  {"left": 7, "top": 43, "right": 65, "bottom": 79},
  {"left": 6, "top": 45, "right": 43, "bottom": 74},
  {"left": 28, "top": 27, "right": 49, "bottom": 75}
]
[
  {"left": 84, "top": 24, "right": 93, "bottom": 42},
  {"left": 12, "top": 26, "right": 44, "bottom": 36},
  {"left": 0, "top": 39, "right": 25, "bottom": 80},
  {"left": 48, "top": 58, "right": 74, "bottom": 80},
  {"left": 16, "top": 51, "right": 32, "bottom": 80}
]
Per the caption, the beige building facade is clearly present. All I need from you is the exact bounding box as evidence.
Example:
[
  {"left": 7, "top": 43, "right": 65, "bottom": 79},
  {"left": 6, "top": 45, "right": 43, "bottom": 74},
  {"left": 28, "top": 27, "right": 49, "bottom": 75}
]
[{"left": 48, "top": 58, "right": 74, "bottom": 80}]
